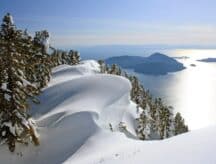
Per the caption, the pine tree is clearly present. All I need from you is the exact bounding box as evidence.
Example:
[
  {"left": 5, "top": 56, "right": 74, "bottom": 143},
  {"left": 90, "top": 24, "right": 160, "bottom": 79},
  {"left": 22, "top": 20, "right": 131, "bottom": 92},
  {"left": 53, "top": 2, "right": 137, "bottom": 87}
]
[
  {"left": 21, "top": 29, "right": 40, "bottom": 99},
  {"left": 136, "top": 104, "right": 152, "bottom": 140},
  {"left": 0, "top": 13, "right": 39, "bottom": 152},
  {"left": 32, "top": 30, "right": 51, "bottom": 88},
  {"left": 69, "top": 50, "right": 80, "bottom": 65},
  {"left": 130, "top": 76, "right": 145, "bottom": 105},
  {"left": 174, "top": 112, "right": 188, "bottom": 135},
  {"left": 109, "top": 64, "right": 121, "bottom": 75},
  {"left": 98, "top": 60, "right": 107, "bottom": 73},
  {"left": 158, "top": 105, "right": 175, "bottom": 139},
  {"left": 49, "top": 49, "right": 58, "bottom": 67},
  {"left": 148, "top": 98, "right": 161, "bottom": 139}
]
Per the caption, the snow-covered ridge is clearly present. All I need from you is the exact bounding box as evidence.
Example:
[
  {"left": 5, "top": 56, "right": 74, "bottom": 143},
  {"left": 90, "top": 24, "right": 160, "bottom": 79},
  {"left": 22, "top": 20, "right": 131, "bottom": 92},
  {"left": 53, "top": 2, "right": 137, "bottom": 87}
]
[{"left": 0, "top": 60, "right": 215, "bottom": 164}]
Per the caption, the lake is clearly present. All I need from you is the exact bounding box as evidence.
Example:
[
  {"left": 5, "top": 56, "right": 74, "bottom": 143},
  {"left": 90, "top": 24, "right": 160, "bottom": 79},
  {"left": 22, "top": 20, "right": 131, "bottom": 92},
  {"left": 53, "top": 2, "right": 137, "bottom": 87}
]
[
  {"left": 81, "top": 47, "right": 216, "bottom": 130},
  {"left": 125, "top": 49, "right": 216, "bottom": 130}
]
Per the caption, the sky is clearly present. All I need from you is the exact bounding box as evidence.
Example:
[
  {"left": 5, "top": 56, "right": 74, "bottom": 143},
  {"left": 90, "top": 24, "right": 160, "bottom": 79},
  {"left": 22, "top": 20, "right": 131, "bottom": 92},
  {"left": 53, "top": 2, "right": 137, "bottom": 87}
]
[{"left": 1, "top": 0, "right": 216, "bottom": 48}]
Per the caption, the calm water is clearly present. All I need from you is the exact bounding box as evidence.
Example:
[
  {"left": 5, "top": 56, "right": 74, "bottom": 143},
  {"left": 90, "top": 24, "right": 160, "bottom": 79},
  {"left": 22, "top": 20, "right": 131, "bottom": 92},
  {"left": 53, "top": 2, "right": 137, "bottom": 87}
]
[{"left": 125, "top": 49, "right": 216, "bottom": 130}]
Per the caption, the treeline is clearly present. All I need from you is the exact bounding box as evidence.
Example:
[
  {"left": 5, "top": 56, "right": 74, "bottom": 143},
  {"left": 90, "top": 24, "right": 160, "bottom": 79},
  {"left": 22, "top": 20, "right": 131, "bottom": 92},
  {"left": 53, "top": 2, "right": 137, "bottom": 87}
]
[
  {"left": 98, "top": 61, "right": 188, "bottom": 140},
  {"left": 0, "top": 13, "right": 80, "bottom": 152}
]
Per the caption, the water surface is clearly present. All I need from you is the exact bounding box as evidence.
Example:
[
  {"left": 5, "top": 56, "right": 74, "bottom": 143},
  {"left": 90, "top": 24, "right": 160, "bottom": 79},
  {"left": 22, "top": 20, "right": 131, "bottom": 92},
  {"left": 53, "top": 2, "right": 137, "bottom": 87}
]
[{"left": 125, "top": 49, "right": 216, "bottom": 130}]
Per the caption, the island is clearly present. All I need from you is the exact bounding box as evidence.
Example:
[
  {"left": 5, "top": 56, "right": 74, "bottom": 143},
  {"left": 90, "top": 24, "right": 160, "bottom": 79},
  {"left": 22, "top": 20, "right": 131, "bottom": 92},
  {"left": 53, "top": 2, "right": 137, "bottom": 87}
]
[
  {"left": 105, "top": 53, "right": 185, "bottom": 75},
  {"left": 174, "top": 56, "right": 190, "bottom": 59},
  {"left": 197, "top": 58, "right": 216, "bottom": 62},
  {"left": 190, "top": 64, "right": 196, "bottom": 67}
]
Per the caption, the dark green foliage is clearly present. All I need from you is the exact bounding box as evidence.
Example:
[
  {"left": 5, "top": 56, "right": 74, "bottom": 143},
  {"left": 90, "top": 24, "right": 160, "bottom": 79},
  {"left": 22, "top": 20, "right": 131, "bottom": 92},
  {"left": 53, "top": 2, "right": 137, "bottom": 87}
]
[
  {"left": 50, "top": 49, "right": 66, "bottom": 67},
  {"left": 0, "top": 13, "right": 40, "bottom": 152},
  {"left": 135, "top": 105, "right": 152, "bottom": 140},
  {"left": 98, "top": 60, "right": 109, "bottom": 73},
  {"left": 108, "top": 64, "right": 121, "bottom": 75},
  {"left": 69, "top": 50, "right": 80, "bottom": 65},
  {"left": 31, "top": 30, "right": 51, "bottom": 89},
  {"left": 49, "top": 49, "right": 81, "bottom": 67},
  {"left": 98, "top": 60, "right": 106, "bottom": 73},
  {"left": 174, "top": 112, "right": 188, "bottom": 135}
]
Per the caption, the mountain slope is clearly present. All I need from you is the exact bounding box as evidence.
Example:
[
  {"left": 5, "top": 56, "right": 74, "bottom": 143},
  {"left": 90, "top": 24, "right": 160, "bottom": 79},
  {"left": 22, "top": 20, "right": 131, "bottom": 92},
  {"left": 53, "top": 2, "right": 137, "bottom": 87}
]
[
  {"left": 0, "top": 60, "right": 215, "bottom": 164},
  {"left": 65, "top": 126, "right": 216, "bottom": 164}
]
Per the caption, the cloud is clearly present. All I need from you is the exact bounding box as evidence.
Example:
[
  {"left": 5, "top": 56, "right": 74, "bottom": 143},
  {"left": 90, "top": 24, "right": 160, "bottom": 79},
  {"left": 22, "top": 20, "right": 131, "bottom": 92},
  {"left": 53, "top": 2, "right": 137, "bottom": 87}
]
[
  {"left": 51, "top": 24, "right": 216, "bottom": 47},
  {"left": 16, "top": 16, "right": 215, "bottom": 47}
]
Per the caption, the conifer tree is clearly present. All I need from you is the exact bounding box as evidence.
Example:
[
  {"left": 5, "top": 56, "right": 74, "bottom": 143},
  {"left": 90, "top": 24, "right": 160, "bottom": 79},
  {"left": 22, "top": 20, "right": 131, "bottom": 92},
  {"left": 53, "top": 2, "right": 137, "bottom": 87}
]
[
  {"left": 158, "top": 105, "right": 175, "bottom": 139},
  {"left": 136, "top": 104, "right": 152, "bottom": 140},
  {"left": 174, "top": 112, "right": 188, "bottom": 135},
  {"left": 130, "top": 76, "right": 144, "bottom": 105},
  {"left": 0, "top": 13, "right": 39, "bottom": 152},
  {"left": 63, "top": 51, "right": 70, "bottom": 64},
  {"left": 109, "top": 64, "right": 121, "bottom": 75},
  {"left": 69, "top": 50, "right": 80, "bottom": 65},
  {"left": 20, "top": 30, "right": 40, "bottom": 99},
  {"left": 98, "top": 60, "right": 106, "bottom": 73},
  {"left": 56, "top": 50, "right": 63, "bottom": 65},
  {"left": 49, "top": 49, "right": 58, "bottom": 67},
  {"left": 32, "top": 30, "right": 51, "bottom": 88}
]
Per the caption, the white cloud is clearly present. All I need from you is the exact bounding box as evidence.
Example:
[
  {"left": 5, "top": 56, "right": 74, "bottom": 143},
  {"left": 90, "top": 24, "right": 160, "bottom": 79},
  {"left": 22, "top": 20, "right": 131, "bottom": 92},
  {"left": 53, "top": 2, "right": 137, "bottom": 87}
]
[{"left": 51, "top": 24, "right": 216, "bottom": 47}]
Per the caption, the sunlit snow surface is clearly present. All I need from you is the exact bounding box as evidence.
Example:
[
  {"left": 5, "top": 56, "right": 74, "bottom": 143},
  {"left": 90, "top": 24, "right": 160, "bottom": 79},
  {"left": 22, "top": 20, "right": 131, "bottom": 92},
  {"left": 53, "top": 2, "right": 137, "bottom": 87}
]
[{"left": 0, "top": 60, "right": 215, "bottom": 164}]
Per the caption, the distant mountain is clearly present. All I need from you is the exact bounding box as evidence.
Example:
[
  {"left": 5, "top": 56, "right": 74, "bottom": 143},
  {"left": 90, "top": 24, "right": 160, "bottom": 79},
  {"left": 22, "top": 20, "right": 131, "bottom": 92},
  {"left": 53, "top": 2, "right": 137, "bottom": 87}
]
[
  {"left": 106, "top": 53, "right": 185, "bottom": 75},
  {"left": 197, "top": 58, "right": 216, "bottom": 62}
]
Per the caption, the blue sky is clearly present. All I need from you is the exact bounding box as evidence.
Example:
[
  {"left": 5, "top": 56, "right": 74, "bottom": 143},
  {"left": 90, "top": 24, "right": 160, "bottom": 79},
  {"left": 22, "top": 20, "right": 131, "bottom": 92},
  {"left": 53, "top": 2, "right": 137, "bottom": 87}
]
[{"left": 1, "top": 0, "right": 216, "bottom": 48}]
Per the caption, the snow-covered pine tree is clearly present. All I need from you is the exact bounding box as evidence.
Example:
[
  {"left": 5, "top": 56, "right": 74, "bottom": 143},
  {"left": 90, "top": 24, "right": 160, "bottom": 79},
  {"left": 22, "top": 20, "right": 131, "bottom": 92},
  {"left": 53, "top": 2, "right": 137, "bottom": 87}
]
[
  {"left": 0, "top": 13, "right": 39, "bottom": 152},
  {"left": 158, "top": 105, "right": 175, "bottom": 139},
  {"left": 20, "top": 29, "right": 40, "bottom": 100},
  {"left": 74, "top": 51, "right": 81, "bottom": 64},
  {"left": 49, "top": 49, "right": 58, "bottom": 67},
  {"left": 0, "top": 28, "right": 7, "bottom": 134},
  {"left": 109, "top": 64, "right": 121, "bottom": 75},
  {"left": 147, "top": 98, "right": 175, "bottom": 139},
  {"left": 147, "top": 98, "right": 161, "bottom": 139},
  {"left": 54, "top": 50, "right": 64, "bottom": 66},
  {"left": 98, "top": 60, "right": 106, "bottom": 73},
  {"left": 68, "top": 50, "right": 74, "bottom": 64},
  {"left": 174, "top": 112, "right": 188, "bottom": 135},
  {"left": 32, "top": 30, "right": 51, "bottom": 88},
  {"left": 63, "top": 51, "right": 70, "bottom": 64},
  {"left": 130, "top": 76, "right": 144, "bottom": 105},
  {"left": 56, "top": 50, "right": 63, "bottom": 65},
  {"left": 136, "top": 104, "right": 152, "bottom": 140},
  {"left": 69, "top": 50, "right": 80, "bottom": 65}
]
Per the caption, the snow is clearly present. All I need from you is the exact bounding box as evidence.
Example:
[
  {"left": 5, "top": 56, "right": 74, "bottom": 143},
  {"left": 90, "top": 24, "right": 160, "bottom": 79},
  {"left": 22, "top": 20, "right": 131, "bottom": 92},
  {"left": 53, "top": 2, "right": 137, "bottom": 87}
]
[
  {"left": 8, "top": 14, "right": 14, "bottom": 25},
  {"left": 0, "top": 60, "right": 215, "bottom": 164},
  {"left": 42, "top": 37, "right": 50, "bottom": 53},
  {"left": 1, "top": 83, "right": 7, "bottom": 90},
  {"left": 65, "top": 127, "right": 216, "bottom": 164},
  {"left": 4, "top": 94, "right": 11, "bottom": 101},
  {"left": 2, "top": 122, "right": 16, "bottom": 136}
]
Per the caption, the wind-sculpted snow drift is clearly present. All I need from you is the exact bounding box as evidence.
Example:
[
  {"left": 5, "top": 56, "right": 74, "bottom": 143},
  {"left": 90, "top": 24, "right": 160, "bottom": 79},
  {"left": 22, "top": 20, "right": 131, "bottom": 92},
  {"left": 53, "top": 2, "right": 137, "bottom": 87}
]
[{"left": 0, "top": 60, "right": 215, "bottom": 164}]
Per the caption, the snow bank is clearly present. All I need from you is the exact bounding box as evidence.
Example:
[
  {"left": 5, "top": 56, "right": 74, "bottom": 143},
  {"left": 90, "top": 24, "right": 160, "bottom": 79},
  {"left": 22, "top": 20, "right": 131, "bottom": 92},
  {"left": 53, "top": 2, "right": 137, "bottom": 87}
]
[
  {"left": 66, "top": 126, "right": 216, "bottom": 164},
  {"left": 0, "top": 60, "right": 215, "bottom": 164},
  {"left": 49, "top": 60, "right": 100, "bottom": 87}
]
